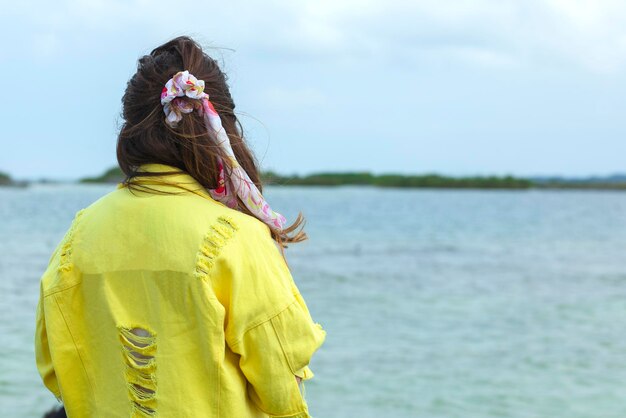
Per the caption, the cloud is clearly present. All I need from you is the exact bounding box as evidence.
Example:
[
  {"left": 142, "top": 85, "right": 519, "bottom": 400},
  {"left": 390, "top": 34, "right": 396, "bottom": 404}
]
[
  {"left": 7, "top": 0, "right": 626, "bottom": 73},
  {"left": 3, "top": 0, "right": 626, "bottom": 178}
]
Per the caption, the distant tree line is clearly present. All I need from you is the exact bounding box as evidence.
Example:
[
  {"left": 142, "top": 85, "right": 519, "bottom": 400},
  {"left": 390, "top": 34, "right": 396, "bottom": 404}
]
[
  {"left": 0, "top": 171, "right": 11, "bottom": 185},
  {"left": 3, "top": 166, "right": 626, "bottom": 190},
  {"left": 0, "top": 171, "right": 29, "bottom": 187},
  {"left": 80, "top": 167, "right": 125, "bottom": 183},
  {"left": 534, "top": 181, "right": 626, "bottom": 190},
  {"left": 72, "top": 167, "right": 626, "bottom": 190},
  {"left": 79, "top": 167, "right": 532, "bottom": 189},
  {"left": 262, "top": 171, "right": 532, "bottom": 189}
]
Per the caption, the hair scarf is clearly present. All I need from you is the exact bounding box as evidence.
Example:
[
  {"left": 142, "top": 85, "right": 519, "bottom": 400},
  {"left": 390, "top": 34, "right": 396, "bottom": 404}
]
[{"left": 160, "top": 70, "right": 286, "bottom": 231}]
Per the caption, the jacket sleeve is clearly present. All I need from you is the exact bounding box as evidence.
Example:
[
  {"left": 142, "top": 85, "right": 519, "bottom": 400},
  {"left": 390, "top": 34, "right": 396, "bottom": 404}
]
[
  {"left": 209, "top": 217, "right": 326, "bottom": 418},
  {"left": 230, "top": 295, "right": 326, "bottom": 418},
  {"left": 34, "top": 246, "right": 63, "bottom": 400}
]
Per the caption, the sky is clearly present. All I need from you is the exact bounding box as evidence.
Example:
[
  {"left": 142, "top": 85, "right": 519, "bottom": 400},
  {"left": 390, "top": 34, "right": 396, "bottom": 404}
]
[{"left": 2, "top": 0, "right": 626, "bottom": 180}]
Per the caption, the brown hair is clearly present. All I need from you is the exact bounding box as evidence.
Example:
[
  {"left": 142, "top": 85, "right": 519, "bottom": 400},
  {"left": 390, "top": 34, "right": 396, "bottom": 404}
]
[{"left": 117, "top": 36, "right": 306, "bottom": 248}]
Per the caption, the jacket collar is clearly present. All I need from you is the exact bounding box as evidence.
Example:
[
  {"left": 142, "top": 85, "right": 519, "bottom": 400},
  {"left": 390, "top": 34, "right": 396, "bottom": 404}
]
[{"left": 117, "top": 163, "right": 221, "bottom": 204}]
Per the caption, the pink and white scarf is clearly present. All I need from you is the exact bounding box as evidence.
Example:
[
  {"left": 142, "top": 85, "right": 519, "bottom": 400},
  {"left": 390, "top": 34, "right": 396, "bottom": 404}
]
[{"left": 160, "top": 70, "right": 287, "bottom": 231}]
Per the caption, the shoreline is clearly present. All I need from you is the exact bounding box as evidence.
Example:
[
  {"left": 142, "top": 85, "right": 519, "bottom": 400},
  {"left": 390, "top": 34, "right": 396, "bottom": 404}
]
[{"left": 4, "top": 167, "right": 626, "bottom": 190}]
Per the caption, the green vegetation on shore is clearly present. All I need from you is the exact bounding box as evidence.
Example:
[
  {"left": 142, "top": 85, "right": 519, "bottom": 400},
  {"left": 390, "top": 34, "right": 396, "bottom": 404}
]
[
  {"left": 80, "top": 167, "right": 125, "bottom": 183},
  {"left": 0, "top": 171, "right": 11, "bottom": 186},
  {"left": 78, "top": 167, "right": 532, "bottom": 189},
  {"left": 534, "top": 181, "right": 626, "bottom": 190},
  {"left": 262, "top": 171, "right": 533, "bottom": 189},
  {"left": 0, "top": 166, "right": 617, "bottom": 191},
  {"left": 0, "top": 171, "right": 28, "bottom": 187}
]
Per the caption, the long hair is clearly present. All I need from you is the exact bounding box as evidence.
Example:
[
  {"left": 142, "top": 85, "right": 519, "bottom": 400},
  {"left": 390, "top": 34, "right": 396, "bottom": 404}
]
[{"left": 117, "top": 36, "right": 306, "bottom": 248}]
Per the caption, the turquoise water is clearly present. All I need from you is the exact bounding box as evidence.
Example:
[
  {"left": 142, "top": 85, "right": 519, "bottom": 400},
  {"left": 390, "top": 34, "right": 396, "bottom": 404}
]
[{"left": 1, "top": 184, "right": 626, "bottom": 417}]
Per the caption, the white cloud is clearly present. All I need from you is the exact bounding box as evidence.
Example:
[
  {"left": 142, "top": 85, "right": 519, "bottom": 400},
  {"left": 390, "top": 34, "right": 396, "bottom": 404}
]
[
  {"left": 0, "top": 0, "right": 625, "bottom": 180},
  {"left": 8, "top": 0, "right": 626, "bottom": 73}
]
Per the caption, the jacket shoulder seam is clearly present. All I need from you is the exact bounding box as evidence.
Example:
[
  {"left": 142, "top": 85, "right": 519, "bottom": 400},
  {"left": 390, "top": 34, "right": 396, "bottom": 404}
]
[{"left": 43, "top": 280, "right": 82, "bottom": 298}]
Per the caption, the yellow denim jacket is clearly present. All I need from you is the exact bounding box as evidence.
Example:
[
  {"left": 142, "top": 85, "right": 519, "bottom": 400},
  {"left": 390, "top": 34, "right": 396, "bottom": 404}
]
[{"left": 34, "top": 163, "right": 326, "bottom": 418}]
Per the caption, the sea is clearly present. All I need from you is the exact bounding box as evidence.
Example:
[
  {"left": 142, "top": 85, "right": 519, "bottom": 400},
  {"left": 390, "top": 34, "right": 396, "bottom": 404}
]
[{"left": 1, "top": 184, "right": 625, "bottom": 418}]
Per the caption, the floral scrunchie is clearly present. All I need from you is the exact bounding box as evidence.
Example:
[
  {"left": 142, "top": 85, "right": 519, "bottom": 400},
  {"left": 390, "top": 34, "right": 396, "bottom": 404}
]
[{"left": 160, "top": 70, "right": 208, "bottom": 128}]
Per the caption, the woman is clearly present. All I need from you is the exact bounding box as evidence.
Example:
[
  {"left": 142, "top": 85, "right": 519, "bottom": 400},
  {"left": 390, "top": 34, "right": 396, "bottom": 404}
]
[{"left": 35, "top": 36, "right": 326, "bottom": 418}]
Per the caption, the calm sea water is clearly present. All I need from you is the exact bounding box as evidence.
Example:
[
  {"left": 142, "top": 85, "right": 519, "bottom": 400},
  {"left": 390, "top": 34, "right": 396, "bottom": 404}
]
[{"left": 1, "top": 184, "right": 626, "bottom": 417}]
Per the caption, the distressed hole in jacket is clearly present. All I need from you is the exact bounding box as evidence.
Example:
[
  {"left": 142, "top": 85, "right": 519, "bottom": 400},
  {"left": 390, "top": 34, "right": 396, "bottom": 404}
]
[{"left": 118, "top": 326, "right": 157, "bottom": 417}]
